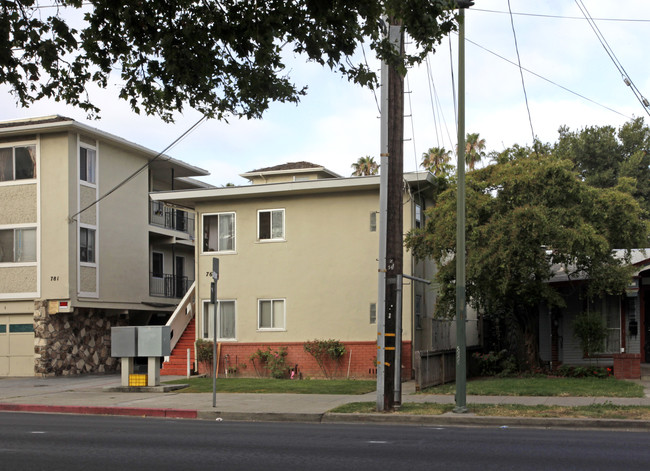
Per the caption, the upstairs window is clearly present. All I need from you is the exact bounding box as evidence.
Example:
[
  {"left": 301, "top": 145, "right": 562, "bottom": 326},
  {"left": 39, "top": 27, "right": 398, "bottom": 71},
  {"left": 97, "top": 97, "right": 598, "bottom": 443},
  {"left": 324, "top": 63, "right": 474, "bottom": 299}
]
[
  {"left": 80, "top": 227, "right": 96, "bottom": 263},
  {"left": 0, "top": 145, "right": 36, "bottom": 182},
  {"left": 203, "top": 213, "right": 235, "bottom": 253},
  {"left": 258, "top": 209, "right": 284, "bottom": 241},
  {"left": 0, "top": 228, "right": 36, "bottom": 263},
  {"left": 80, "top": 147, "right": 96, "bottom": 184}
]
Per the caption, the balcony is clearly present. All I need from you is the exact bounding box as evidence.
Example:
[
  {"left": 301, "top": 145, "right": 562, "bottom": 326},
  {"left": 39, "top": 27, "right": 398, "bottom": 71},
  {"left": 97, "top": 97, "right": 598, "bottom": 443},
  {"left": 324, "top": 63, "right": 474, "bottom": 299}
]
[
  {"left": 150, "top": 272, "right": 194, "bottom": 298},
  {"left": 150, "top": 201, "right": 195, "bottom": 236}
]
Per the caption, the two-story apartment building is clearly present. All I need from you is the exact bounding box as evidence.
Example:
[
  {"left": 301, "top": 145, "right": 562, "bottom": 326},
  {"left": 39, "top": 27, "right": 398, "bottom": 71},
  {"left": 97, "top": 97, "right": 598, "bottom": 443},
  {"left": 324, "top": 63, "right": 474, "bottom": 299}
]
[
  {"left": 0, "top": 116, "right": 209, "bottom": 376},
  {"left": 153, "top": 162, "right": 444, "bottom": 378}
]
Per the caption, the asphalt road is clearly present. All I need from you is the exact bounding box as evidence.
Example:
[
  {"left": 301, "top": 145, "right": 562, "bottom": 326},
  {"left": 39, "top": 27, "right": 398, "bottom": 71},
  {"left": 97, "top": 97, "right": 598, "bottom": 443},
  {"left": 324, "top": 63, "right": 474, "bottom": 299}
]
[{"left": 1, "top": 412, "right": 649, "bottom": 470}]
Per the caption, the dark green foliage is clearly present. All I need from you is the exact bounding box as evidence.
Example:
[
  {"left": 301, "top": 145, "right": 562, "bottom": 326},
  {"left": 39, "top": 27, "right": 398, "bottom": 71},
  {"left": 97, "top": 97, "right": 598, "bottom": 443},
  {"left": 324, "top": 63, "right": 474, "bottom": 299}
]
[
  {"left": 572, "top": 313, "right": 608, "bottom": 357},
  {"left": 1, "top": 0, "right": 457, "bottom": 121},
  {"left": 406, "top": 138, "right": 648, "bottom": 369},
  {"left": 472, "top": 350, "right": 517, "bottom": 377}
]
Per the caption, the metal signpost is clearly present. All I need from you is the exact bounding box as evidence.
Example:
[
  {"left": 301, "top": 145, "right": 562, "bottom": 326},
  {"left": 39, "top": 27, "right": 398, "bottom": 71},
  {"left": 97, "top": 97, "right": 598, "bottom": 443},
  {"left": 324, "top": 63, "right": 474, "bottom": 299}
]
[{"left": 211, "top": 258, "right": 219, "bottom": 408}]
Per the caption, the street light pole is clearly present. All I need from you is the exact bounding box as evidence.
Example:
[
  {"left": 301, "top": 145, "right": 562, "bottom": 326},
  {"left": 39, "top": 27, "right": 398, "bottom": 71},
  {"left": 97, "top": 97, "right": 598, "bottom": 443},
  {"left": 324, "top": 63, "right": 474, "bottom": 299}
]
[{"left": 454, "top": 0, "right": 473, "bottom": 415}]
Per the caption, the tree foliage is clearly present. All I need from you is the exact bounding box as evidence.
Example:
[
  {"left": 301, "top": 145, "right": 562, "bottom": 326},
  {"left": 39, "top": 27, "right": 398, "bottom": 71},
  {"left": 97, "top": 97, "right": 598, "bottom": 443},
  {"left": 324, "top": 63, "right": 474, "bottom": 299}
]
[
  {"left": 406, "top": 143, "right": 648, "bottom": 368},
  {"left": 351, "top": 155, "right": 379, "bottom": 176},
  {"left": 2, "top": 0, "right": 458, "bottom": 121},
  {"left": 555, "top": 117, "right": 650, "bottom": 214},
  {"left": 421, "top": 146, "right": 453, "bottom": 177}
]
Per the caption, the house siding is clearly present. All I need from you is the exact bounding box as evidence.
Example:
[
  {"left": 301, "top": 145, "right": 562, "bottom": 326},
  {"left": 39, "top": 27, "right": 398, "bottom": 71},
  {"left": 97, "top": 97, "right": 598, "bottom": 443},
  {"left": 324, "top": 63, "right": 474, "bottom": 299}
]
[{"left": 0, "top": 184, "right": 37, "bottom": 224}]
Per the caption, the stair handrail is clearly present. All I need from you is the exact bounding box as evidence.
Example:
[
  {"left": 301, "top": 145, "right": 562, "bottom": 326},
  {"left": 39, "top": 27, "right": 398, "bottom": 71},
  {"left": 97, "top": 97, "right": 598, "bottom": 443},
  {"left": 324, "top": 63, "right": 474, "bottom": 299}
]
[{"left": 166, "top": 281, "right": 196, "bottom": 353}]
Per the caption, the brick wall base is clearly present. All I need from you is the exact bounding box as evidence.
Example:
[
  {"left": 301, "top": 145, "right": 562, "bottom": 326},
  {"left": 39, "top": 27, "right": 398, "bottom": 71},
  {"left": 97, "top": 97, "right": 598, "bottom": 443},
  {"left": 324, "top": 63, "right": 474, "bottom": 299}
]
[
  {"left": 197, "top": 341, "right": 412, "bottom": 380},
  {"left": 613, "top": 353, "right": 641, "bottom": 379}
]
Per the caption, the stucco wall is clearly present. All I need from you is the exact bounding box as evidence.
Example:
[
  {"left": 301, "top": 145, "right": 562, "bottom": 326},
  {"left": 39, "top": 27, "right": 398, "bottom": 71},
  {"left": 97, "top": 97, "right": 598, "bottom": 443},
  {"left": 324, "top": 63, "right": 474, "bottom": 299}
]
[
  {"left": 0, "top": 184, "right": 37, "bottom": 225},
  {"left": 195, "top": 189, "right": 415, "bottom": 344},
  {"left": 0, "top": 266, "right": 37, "bottom": 294}
]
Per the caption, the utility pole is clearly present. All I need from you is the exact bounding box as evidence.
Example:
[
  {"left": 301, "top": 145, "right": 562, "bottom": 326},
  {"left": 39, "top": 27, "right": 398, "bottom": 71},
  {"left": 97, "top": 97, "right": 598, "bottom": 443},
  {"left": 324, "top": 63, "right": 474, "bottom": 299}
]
[
  {"left": 454, "top": 0, "right": 473, "bottom": 414},
  {"left": 377, "top": 17, "right": 404, "bottom": 412}
]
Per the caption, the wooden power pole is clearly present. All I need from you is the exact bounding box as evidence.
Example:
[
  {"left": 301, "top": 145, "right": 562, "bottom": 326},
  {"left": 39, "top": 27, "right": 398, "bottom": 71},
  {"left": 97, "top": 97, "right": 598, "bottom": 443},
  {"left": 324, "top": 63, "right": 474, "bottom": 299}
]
[{"left": 377, "top": 19, "right": 404, "bottom": 412}]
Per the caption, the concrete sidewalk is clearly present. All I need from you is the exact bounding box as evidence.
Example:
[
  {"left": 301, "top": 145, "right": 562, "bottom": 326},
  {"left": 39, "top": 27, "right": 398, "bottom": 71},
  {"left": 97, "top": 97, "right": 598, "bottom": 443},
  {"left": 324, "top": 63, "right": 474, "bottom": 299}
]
[{"left": 1, "top": 375, "right": 650, "bottom": 430}]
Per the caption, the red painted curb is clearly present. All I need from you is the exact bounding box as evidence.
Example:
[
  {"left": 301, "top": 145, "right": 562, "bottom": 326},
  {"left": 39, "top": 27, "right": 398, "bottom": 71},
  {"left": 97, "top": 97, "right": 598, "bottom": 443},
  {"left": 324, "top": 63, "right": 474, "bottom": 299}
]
[{"left": 0, "top": 403, "right": 197, "bottom": 419}]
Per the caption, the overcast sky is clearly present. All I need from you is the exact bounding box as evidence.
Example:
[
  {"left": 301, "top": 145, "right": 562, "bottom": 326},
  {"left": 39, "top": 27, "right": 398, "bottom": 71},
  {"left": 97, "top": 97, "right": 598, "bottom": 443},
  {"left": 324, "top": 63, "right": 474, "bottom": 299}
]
[{"left": 2, "top": 0, "right": 650, "bottom": 186}]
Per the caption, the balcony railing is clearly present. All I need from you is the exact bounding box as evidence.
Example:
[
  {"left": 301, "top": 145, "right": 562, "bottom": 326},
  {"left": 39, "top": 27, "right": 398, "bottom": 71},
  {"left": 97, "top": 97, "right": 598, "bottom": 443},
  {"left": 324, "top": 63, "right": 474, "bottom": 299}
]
[
  {"left": 150, "top": 272, "right": 194, "bottom": 298},
  {"left": 150, "top": 201, "right": 195, "bottom": 236}
]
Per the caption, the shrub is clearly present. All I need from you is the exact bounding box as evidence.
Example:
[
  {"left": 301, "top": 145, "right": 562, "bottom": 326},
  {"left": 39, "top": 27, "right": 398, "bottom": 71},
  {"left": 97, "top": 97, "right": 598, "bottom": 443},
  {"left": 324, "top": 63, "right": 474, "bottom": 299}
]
[
  {"left": 303, "top": 339, "right": 347, "bottom": 378},
  {"left": 556, "top": 365, "right": 613, "bottom": 378},
  {"left": 472, "top": 349, "right": 517, "bottom": 377},
  {"left": 573, "top": 312, "right": 608, "bottom": 357},
  {"left": 249, "top": 346, "right": 290, "bottom": 379},
  {"left": 196, "top": 339, "right": 213, "bottom": 376}
]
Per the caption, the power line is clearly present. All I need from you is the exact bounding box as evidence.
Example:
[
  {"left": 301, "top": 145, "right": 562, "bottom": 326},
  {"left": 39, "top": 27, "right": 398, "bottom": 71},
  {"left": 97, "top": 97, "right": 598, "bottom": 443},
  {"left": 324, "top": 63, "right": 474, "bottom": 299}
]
[
  {"left": 472, "top": 7, "right": 650, "bottom": 23},
  {"left": 507, "top": 0, "right": 537, "bottom": 148},
  {"left": 574, "top": 0, "right": 650, "bottom": 118},
  {"left": 69, "top": 115, "right": 208, "bottom": 221},
  {"left": 461, "top": 35, "right": 633, "bottom": 120}
]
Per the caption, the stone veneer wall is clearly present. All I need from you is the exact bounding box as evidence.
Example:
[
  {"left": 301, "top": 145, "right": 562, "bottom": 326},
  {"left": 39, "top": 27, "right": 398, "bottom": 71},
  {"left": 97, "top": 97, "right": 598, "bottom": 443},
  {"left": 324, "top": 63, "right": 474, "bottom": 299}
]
[{"left": 34, "top": 301, "right": 125, "bottom": 376}]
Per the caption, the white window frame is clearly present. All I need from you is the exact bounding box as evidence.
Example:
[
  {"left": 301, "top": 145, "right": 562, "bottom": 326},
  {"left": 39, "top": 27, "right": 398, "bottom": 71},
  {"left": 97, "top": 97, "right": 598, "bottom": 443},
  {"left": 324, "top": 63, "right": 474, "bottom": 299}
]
[
  {"left": 202, "top": 299, "right": 237, "bottom": 341},
  {"left": 202, "top": 212, "right": 236, "bottom": 254},
  {"left": 257, "top": 209, "right": 285, "bottom": 242},
  {"left": 0, "top": 144, "right": 37, "bottom": 183},
  {"left": 0, "top": 225, "right": 37, "bottom": 266},
  {"left": 79, "top": 226, "right": 96, "bottom": 265},
  {"left": 79, "top": 146, "right": 97, "bottom": 185},
  {"left": 257, "top": 298, "right": 286, "bottom": 331}
]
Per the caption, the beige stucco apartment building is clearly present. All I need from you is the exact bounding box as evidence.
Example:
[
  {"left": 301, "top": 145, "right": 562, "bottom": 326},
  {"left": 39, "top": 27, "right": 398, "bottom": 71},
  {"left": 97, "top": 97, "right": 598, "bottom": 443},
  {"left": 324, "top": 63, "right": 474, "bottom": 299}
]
[
  {"left": 0, "top": 116, "right": 208, "bottom": 376},
  {"left": 154, "top": 162, "right": 446, "bottom": 378}
]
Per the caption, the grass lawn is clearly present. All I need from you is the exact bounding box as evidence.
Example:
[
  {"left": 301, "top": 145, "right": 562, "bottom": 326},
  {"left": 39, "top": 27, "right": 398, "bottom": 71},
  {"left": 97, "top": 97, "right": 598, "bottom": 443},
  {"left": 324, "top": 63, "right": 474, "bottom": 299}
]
[
  {"left": 422, "top": 376, "right": 644, "bottom": 398},
  {"left": 329, "top": 401, "right": 650, "bottom": 420},
  {"left": 164, "top": 377, "right": 376, "bottom": 394}
]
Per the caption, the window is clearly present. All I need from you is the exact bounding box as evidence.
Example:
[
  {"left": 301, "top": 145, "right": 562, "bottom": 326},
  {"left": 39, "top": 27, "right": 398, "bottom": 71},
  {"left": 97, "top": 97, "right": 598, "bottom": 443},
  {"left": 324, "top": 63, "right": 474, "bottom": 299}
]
[
  {"left": 258, "top": 299, "right": 285, "bottom": 330},
  {"left": 415, "top": 203, "right": 422, "bottom": 229},
  {"left": 152, "top": 252, "right": 164, "bottom": 278},
  {"left": 369, "top": 303, "right": 376, "bottom": 324},
  {"left": 203, "top": 300, "right": 236, "bottom": 340},
  {"left": 0, "top": 228, "right": 36, "bottom": 263},
  {"left": 80, "top": 227, "right": 96, "bottom": 263},
  {"left": 0, "top": 145, "right": 36, "bottom": 181},
  {"left": 80, "top": 147, "right": 96, "bottom": 184},
  {"left": 203, "top": 213, "right": 235, "bottom": 252},
  {"left": 370, "top": 212, "right": 377, "bottom": 232},
  {"left": 258, "top": 209, "right": 284, "bottom": 241}
]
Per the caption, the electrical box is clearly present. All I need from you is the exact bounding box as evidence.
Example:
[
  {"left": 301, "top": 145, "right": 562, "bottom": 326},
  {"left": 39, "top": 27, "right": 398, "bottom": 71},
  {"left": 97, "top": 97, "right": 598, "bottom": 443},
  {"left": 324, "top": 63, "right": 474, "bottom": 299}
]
[
  {"left": 111, "top": 327, "right": 137, "bottom": 357},
  {"left": 137, "top": 326, "right": 171, "bottom": 357}
]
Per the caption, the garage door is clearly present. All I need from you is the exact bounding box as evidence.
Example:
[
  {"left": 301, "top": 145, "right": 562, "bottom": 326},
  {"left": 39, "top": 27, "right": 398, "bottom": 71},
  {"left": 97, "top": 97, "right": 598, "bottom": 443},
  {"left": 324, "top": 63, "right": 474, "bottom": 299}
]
[{"left": 0, "top": 314, "right": 34, "bottom": 376}]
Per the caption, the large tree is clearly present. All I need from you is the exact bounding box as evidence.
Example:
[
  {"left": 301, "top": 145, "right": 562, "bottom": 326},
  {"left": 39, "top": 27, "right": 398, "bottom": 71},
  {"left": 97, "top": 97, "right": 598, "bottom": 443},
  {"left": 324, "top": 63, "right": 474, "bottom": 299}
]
[
  {"left": 1, "top": 0, "right": 457, "bottom": 122},
  {"left": 351, "top": 155, "right": 379, "bottom": 176},
  {"left": 421, "top": 146, "right": 453, "bottom": 177},
  {"left": 555, "top": 118, "right": 650, "bottom": 214},
  {"left": 406, "top": 148, "right": 648, "bottom": 369}
]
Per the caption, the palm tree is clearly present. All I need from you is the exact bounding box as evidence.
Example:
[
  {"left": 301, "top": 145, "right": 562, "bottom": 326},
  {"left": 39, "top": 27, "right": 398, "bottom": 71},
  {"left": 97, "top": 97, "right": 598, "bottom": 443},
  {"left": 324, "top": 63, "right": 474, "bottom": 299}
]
[
  {"left": 465, "top": 132, "right": 486, "bottom": 171},
  {"left": 351, "top": 156, "right": 379, "bottom": 176},
  {"left": 421, "top": 146, "right": 451, "bottom": 177}
]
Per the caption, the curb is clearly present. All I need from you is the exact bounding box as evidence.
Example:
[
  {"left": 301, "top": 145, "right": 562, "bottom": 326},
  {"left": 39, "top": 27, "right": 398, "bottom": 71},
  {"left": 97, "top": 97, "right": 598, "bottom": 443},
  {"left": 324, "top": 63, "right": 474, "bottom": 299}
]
[
  {"left": 197, "top": 410, "right": 324, "bottom": 423},
  {"left": 322, "top": 412, "right": 650, "bottom": 431},
  {"left": 0, "top": 403, "right": 197, "bottom": 419}
]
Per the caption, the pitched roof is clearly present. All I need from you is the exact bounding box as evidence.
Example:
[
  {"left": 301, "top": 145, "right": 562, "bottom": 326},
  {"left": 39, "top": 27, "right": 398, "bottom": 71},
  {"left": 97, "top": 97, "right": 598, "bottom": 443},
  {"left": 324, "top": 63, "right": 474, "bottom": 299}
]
[
  {"left": 0, "top": 115, "right": 72, "bottom": 129},
  {"left": 248, "top": 161, "right": 323, "bottom": 173}
]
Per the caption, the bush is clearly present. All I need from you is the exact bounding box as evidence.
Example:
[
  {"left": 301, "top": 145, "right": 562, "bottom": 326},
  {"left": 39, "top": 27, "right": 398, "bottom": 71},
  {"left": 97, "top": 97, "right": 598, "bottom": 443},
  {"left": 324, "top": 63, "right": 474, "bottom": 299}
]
[
  {"left": 472, "top": 350, "right": 517, "bottom": 377},
  {"left": 196, "top": 339, "right": 213, "bottom": 376},
  {"left": 249, "top": 346, "right": 290, "bottom": 379},
  {"left": 303, "top": 339, "right": 347, "bottom": 378},
  {"left": 556, "top": 365, "right": 613, "bottom": 378},
  {"left": 573, "top": 312, "right": 608, "bottom": 357}
]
